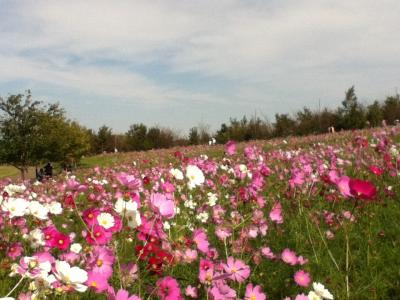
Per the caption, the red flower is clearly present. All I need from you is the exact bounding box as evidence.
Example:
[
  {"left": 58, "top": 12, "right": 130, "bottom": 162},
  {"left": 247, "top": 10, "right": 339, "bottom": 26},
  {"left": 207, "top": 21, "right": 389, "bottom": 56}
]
[
  {"left": 349, "top": 179, "right": 377, "bottom": 200},
  {"left": 64, "top": 194, "right": 76, "bottom": 208},
  {"left": 369, "top": 165, "right": 384, "bottom": 176}
]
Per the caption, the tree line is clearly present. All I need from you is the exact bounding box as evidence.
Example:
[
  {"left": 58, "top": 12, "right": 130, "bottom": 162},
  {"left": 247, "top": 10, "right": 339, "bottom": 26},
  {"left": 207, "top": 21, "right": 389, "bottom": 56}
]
[{"left": 1, "top": 87, "right": 400, "bottom": 178}]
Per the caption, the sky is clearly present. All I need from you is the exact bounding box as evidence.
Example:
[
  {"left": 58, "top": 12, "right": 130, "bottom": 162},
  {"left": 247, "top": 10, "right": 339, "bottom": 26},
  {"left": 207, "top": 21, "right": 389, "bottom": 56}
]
[{"left": 0, "top": 0, "right": 399, "bottom": 134}]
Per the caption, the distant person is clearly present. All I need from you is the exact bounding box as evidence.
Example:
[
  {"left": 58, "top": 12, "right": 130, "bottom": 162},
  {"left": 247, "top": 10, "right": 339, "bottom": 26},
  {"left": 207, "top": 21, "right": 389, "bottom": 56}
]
[
  {"left": 35, "top": 167, "right": 44, "bottom": 182},
  {"left": 382, "top": 120, "right": 387, "bottom": 127},
  {"left": 44, "top": 162, "right": 53, "bottom": 178}
]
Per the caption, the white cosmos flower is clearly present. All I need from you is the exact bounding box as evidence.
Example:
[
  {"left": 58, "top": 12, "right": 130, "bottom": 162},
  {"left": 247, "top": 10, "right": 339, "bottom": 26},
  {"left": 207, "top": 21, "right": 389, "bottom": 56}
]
[
  {"left": 29, "top": 201, "right": 49, "bottom": 220},
  {"left": 170, "top": 168, "right": 184, "bottom": 180},
  {"left": 312, "top": 282, "right": 334, "bottom": 299},
  {"left": 2, "top": 197, "right": 29, "bottom": 218},
  {"left": 25, "top": 228, "right": 45, "bottom": 248},
  {"left": 186, "top": 165, "right": 205, "bottom": 189},
  {"left": 207, "top": 192, "right": 218, "bottom": 207},
  {"left": 54, "top": 260, "right": 88, "bottom": 292},
  {"left": 97, "top": 212, "right": 115, "bottom": 229},
  {"left": 70, "top": 243, "right": 82, "bottom": 254},
  {"left": 114, "top": 198, "right": 138, "bottom": 215},
  {"left": 47, "top": 201, "right": 63, "bottom": 215},
  {"left": 308, "top": 291, "right": 323, "bottom": 300},
  {"left": 126, "top": 210, "right": 141, "bottom": 228},
  {"left": 4, "top": 184, "right": 26, "bottom": 196}
]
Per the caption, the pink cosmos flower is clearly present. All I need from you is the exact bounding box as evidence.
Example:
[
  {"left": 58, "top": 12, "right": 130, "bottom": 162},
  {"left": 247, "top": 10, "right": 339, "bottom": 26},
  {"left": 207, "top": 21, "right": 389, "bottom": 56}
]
[
  {"left": 245, "top": 283, "right": 266, "bottom": 300},
  {"left": 269, "top": 202, "right": 283, "bottom": 224},
  {"left": 183, "top": 249, "right": 198, "bottom": 263},
  {"left": 7, "top": 242, "right": 23, "bottom": 260},
  {"left": 261, "top": 247, "right": 276, "bottom": 260},
  {"left": 295, "top": 294, "right": 309, "bottom": 300},
  {"left": 225, "top": 140, "right": 237, "bottom": 155},
  {"left": 209, "top": 281, "right": 236, "bottom": 300},
  {"left": 327, "top": 170, "right": 340, "bottom": 184},
  {"left": 193, "top": 229, "right": 209, "bottom": 253},
  {"left": 88, "top": 246, "right": 115, "bottom": 278},
  {"left": 294, "top": 270, "right": 311, "bottom": 287},
  {"left": 86, "top": 225, "right": 113, "bottom": 245},
  {"left": 42, "top": 226, "right": 71, "bottom": 251},
  {"left": 297, "top": 256, "right": 309, "bottom": 265},
  {"left": 156, "top": 276, "right": 182, "bottom": 300},
  {"left": 223, "top": 256, "right": 250, "bottom": 283},
  {"left": 150, "top": 193, "right": 175, "bottom": 219},
  {"left": 349, "top": 178, "right": 377, "bottom": 200},
  {"left": 116, "top": 173, "right": 142, "bottom": 190},
  {"left": 87, "top": 271, "right": 109, "bottom": 293},
  {"left": 83, "top": 208, "right": 101, "bottom": 227},
  {"left": 336, "top": 176, "right": 352, "bottom": 197},
  {"left": 185, "top": 285, "right": 198, "bottom": 298},
  {"left": 107, "top": 287, "right": 141, "bottom": 300},
  {"left": 215, "top": 227, "right": 232, "bottom": 240},
  {"left": 281, "top": 248, "right": 298, "bottom": 265},
  {"left": 199, "top": 258, "right": 214, "bottom": 284},
  {"left": 52, "top": 232, "right": 71, "bottom": 251}
]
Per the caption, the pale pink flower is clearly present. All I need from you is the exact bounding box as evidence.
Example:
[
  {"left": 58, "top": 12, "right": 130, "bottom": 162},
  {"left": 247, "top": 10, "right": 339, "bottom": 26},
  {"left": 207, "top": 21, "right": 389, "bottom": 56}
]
[
  {"left": 281, "top": 248, "right": 298, "bottom": 265},
  {"left": 269, "top": 202, "right": 283, "bottom": 224}
]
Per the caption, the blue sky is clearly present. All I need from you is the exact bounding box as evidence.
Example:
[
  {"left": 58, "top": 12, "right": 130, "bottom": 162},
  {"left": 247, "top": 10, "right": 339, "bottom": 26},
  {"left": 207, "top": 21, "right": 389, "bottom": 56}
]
[{"left": 0, "top": 0, "right": 399, "bottom": 134}]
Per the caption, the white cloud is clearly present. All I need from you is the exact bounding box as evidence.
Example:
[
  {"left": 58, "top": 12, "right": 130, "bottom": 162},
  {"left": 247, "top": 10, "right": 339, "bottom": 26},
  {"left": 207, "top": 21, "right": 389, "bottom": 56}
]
[{"left": 0, "top": 0, "right": 399, "bottom": 129}]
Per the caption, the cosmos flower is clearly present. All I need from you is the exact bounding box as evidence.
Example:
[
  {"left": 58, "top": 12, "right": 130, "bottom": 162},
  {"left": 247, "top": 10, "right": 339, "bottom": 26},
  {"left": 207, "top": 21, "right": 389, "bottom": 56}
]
[
  {"left": 225, "top": 140, "right": 237, "bottom": 155},
  {"left": 245, "top": 283, "right": 266, "bottom": 300},
  {"left": 186, "top": 165, "right": 205, "bottom": 189},
  {"left": 54, "top": 260, "right": 88, "bottom": 292},
  {"left": 156, "top": 276, "right": 182, "bottom": 300},
  {"left": 349, "top": 179, "right": 377, "bottom": 200},
  {"left": 2, "top": 197, "right": 29, "bottom": 218},
  {"left": 294, "top": 270, "right": 311, "bottom": 287},
  {"left": 223, "top": 256, "right": 250, "bottom": 283}
]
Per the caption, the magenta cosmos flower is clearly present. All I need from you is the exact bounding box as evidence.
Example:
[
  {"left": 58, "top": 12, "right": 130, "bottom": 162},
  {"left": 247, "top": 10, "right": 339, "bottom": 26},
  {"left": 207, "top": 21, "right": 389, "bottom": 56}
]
[
  {"left": 223, "top": 256, "right": 250, "bottom": 283},
  {"left": 245, "top": 283, "right": 266, "bottom": 300},
  {"left": 156, "top": 276, "right": 182, "bottom": 300},
  {"left": 349, "top": 178, "right": 377, "bottom": 200}
]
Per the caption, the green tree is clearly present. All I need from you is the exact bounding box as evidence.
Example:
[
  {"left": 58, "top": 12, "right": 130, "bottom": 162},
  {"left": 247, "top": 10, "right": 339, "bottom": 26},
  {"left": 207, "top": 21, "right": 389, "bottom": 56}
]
[
  {"left": 126, "top": 123, "right": 147, "bottom": 151},
  {"left": 273, "top": 113, "right": 296, "bottom": 137},
  {"left": 0, "top": 91, "right": 90, "bottom": 179},
  {"left": 339, "top": 86, "right": 366, "bottom": 129},
  {"left": 188, "top": 127, "right": 199, "bottom": 145},
  {"left": 96, "top": 125, "right": 113, "bottom": 153},
  {"left": 366, "top": 101, "right": 383, "bottom": 127},
  {"left": 382, "top": 95, "right": 400, "bottom": 125}
]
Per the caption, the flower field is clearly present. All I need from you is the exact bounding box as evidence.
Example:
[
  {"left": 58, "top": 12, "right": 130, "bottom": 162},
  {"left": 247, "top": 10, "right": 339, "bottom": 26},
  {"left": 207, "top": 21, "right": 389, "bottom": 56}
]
[{"left": 0, "top": 127, "right": 400, "bottom": 300}]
